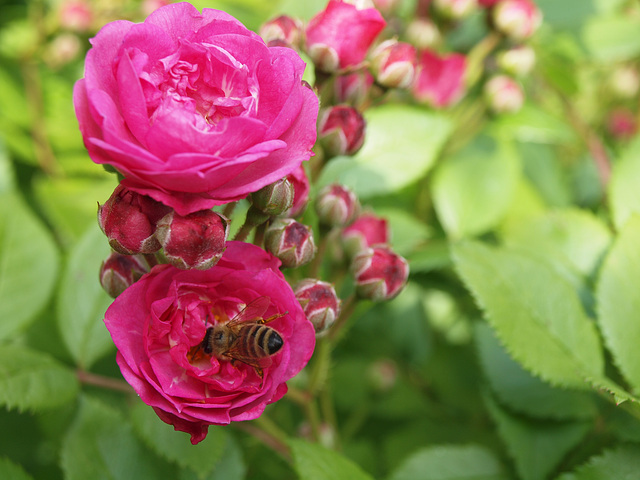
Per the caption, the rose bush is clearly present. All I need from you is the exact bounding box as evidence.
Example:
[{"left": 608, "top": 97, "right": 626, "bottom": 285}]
[
  {"left": 74, "top": 2, "right": 319, "bottom": 215},
  {"left": 104, "top": 241, "right": 316, "bottom": 444}
]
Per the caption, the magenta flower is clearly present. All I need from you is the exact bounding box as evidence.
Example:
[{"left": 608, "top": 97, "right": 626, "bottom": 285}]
[
  {"left": 104, "top": 241, "right": 315, "bottom": 444},
  {"left": 305, "top": 0, "right": 386, "bottom": 72},
  {"left": 74, "top": 3, "right": 319, "bottom": 216},
  {"left": 412, "top": 50, "right": 466, "bottom": 108}
]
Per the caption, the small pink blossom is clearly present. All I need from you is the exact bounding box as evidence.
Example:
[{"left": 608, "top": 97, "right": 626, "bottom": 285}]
[
  {"left": 484, "top": 74, "right": 524, "bottom": 114},
  {"left": 342, "top": 213, "right": 390, "bottom": 257},
  {"left": 104, "top": 242, "right": 316, "bottom": 444},
  {"left": 318, "top": 106, "right": 367, "bottom": 156},
  {"left": 492, "top": 0, "right": 542, "bottom": 41},
  {"left": 352, "top": 246, "right": 409, "bottom": 301},
  {"left": 369, "top": 40, "right": 417, "bottom": 89},
  {"left": 412, "top": 50, "right": 467, "bottom": 108},
  {"left": 607, "top": 108, "right": 637, "bottom": 141}
]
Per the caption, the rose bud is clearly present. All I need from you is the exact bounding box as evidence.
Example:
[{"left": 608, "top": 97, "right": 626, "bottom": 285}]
[
  {"left": 59, "top": 0, "right": 93, "bottom": 32},
  {"left": 334, "top": 71, "right": 375, "bottom": 109},
  {"left": 252, "top": 178, "right": 295, "bottom": 216},
  {"left": 497, "top": 45, "right": 536, "bottom": 77},
  {"left": 412, "top": 50, "right": 467, "bottom": 108},
  {"left": 492, "top": 0, "right": 542, "bottom": 41},
  {"left": 306, "top": 0, "right": 386, "bottom": 72},
  {"left": 342, "top": 212, "right": 390, "bottom": 257},
  {"left": 432, "top": 0, "right": 478, "bottom": 20},
  {"left": 259, "top": 15, "right": 304, "bottom": 48},
  {"left": 405, "top": 18, "right": 442, "bottom": 50},
  {"left": 478, "top": 0, "right": 501, "bottom": 6},
  {"left": 609, "top": 65, "right": 640, "bottom": 99},
  {"left": 315, "top": 184, "right": 360, "bottom": 227},
  {"left": 98, "top": 184, "right": 170, "bottom": 255},
  {"left": 484, "top": 74, "right": 524, "bottom": 114},
  {"left": 265, "top": 219, "right": 316, "bottom": 268},
  {"left": 351, "top": 246, "right": 409, "bottom": 301},
  {"left": 318, "top": 106, "right": 366, "bottom": 157},
  {"left": 294, "top": 279, "right": 341, "bottom": 333},
  {"left": 99, "top": 252, "right": 151, "bottom": 298},
  {"left": 369, "top": 39, "right": 417, "bottom": 89},
  {"left": 283, "top": 166, "right": 310, "bottom": 217},
  {"left": 607, "top": 108, "right": 637, "bottom": 141},
  {"left": 156, "top": 210, "right": 229, "bottom": 270}
]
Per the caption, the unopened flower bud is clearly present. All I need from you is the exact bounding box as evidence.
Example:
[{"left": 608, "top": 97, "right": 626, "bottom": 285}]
[
  {"left": 335, "top": 72, "right": 375, "bottom": 109},
  {"left": 484, "top": 74, "right": 524, "bottom": 114},
  {"left": 351, "top": 246, "right": 409, "bottom": 301},
  {"left": 265, "top": 219, "right": 316, "bottom": 268},
  {"left": 497, "top": 45, "right": 536, "bottom": 77},
  {"left": 315, "top": 184, "right": 360, "bottom": 227},
  {"left": 99, "top": 252, "right": 151, "bottom": 298},
  {"left": 284, "top": 166, "right": 310, "bottom": 217},
  {"left": 368, "top": 359, "right": 398, "bottom": 392},
  {"left": 294, "top": 279, "right": 341, "bottom": 333},
  {"left": 252, "top": 178, "right": 294, "bottom": 216},
  {"left": 318, "top": 106, "right": 366, "bottom": 157},
  {"left": 412, "top": 50, "right": 467, "bottom": 108},
  {"left": 259, "top": 15, "right": 304, "bottom": 48},
  {"left": 609, "top": 65, "right": 640, "bottom": 99},
  {"left": 433, "top": 0, "right": 478, "bottom": 19},
  {"left": 492, "top": 0, "right": 542, "bottom": 41},
  {"left": 370, "top": 39, "right": 417, "bottom": 89},
  {"left": 607, "top": 108, "right": 637, "bottom": 141},
  {"left": 59, "top": 0, "right": 93, "bottom": 32},
  {"left": 156, "top": 210, "right": 229, "bottom": 270},
  {"left": 98, "top": 185, "right": 170, "bottom": 255},
  {"left": 342, "top": 213, "right": 390, "bottom": 257},
  {"left": 405, "top": 18, "right": 441, "bottom": 50}
]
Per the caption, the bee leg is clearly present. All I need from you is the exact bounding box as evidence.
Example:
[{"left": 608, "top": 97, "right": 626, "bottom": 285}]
[{"left": 259, "top": 311, "right": 288, "bottom": 325}]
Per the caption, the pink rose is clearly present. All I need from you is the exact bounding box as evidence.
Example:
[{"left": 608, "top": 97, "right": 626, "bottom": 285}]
[
  {"left": 305, "top": 0, "right": 386, "bottom": 72},
  {"left": 412, "top": 50, "right": 466, "bottom": 108},
  {"left": 104, "top": 241, "right": 316, "bottom": 444},
  {"left": 74, "top": 3, "right": 319, "bottom": 215}
]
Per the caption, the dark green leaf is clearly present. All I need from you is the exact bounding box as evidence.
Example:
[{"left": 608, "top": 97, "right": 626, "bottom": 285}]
[
  {"left": 0, "top": 192, "right": 59, "bottom": 340},
  {"left": 0, "top": 344, "right": 78, "bottom": 412},
  {"left": 0, "top": 457, "right": 34, "bottom": 480},
  {"left": 290, "top": 438, "right": 374, "bottom": 480},
  {"left": 56, "top": 224, "right": 114, "bottom": 369},
  {"left": 557, "top": 444, "right": 640, "bottom": 480}
]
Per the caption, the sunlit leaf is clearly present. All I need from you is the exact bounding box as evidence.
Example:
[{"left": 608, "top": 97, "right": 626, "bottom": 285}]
[
  {"left": 582, "top": 14, "right": 640, "bottom": 62},
  {"left": 0, "top": 457, "right": 34, "bottom": 480},
  {"left": 609, "top": 137, "right": 640, "bottom": 231}
]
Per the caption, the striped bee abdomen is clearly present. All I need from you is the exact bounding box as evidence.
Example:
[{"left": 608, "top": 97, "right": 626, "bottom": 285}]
[{"left": 241, "top": 324, "right": 284, "bottom": 357}]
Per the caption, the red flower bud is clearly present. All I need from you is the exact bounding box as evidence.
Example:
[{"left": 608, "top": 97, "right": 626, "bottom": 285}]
[
  {"left": 412, "top": 50, "right": 467, "bottom": 108},
  {"left": 369, "top": 39, "right": 417, "bottom": 89},
  {"left": 607, "top": 108, "right": 637, "bottom": 141},
  {"left": 351, "top": 246, "right": 409, "bottom": 301},
  {"left": 265, "top": 219, "right": 316, "bottom": 268},
  {"left": 294, "top": 279, "right": 342, "bottom": 333},
  {"left": 315, "top": 184, "right": 360, "bottom": 227},
  {"left": 251, "top": 178, "right": 295, "bottom": 216},
  {"left": 484, "top": 74, "right": 524, "bottom": 114},
  {"left": 492, "top": 0, "right": 542, "bottom": 41},
  {"left": 259, "top": 15, "right": 304, "bottom": 48},
  {"left": 284, "top": 166, "right": 310, "bottom": 217},
  {"left": 155, "top": 210, "right": 229, "bottom": 270},
  {"left": 318, "top": 106, "right": 366, "bottom": 157},
  {"left": 342, "top": 212, "right": 390, "bottom": 257},
  {"left": 98, "top": 184, "right": 170, "bottom": 255},
  {"left": 433, "top": 0, "right": 478, "bottom": 19},
  {"left": 334, "top": 71, "right": 375, "bottom": 109},
  {"left": 99, "top": 252, "right": 152, "bottom": 298}
]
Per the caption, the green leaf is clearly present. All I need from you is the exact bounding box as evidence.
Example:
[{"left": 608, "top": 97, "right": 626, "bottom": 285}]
[
  {"left": 0, "top": 140, "right": 15, "bottom": 194},
  {"left": 475, "top": 322, "right": 596, "bottom": 420},
  {"left": 290, "top": 438, "right": 374, "bottom": 480},
  {"left": 61, "top": 395, "right": 172, "bottom": 480},
  {"left": 485, "top": 394, "right": 591, "bottom": 480},
  {"left": 452, "top": 241, "right": 604, "bottom": 389},
  {"left": 131, "top": 400, "right": 227, "bottom": 479},
  {"left": 493, "top": 105, "right": 577, "bottom": 145},
  {"left": 387, "top": 445, "right": 507, "bottom": 480},
  {"left": 56, "top": 224, "right": 114, "bottom": 369},
  {"left": 536, "top": 0, "right": 596, "bottom": 30},
  {"left": 375, "top": 207, "right": 431, "bottom": 257},
  {"left": 0, "top": 457, "right": 34, "bottom": 480},
  {"left": 609, "top": 137, "right": 640, "bottom": 231},
  {"left": 582, "top": 14, "right": 640, "bottom": 62},
  {"left": 0, "top": 344, "right": 79, "bottom": 412},
  {"left": 557, "top": 444, "right": 640, "bottom": 480},
  {"left": 317, "top": 105, "right": 452, "bottom": 199},
  {"left": 596, "top": 215, "right": 640, "bottom": 393},
  {"left": 0, "top": 192, "right": 60, "bottom": 340},
  {"left": 432, "top": 135, "right": 519, "bottom": 239}
]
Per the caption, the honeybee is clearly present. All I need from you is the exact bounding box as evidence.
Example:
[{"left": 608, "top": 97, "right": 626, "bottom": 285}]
[{"left": 189, "top": 296, "right": 286, "bottom": 378}]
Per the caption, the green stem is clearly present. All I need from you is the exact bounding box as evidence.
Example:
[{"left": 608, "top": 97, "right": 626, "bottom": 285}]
[
  {"left": 77, "top": 370, "right": 134, "bottom": 394},
  {"left": 233, "top": 206, "right": 269, "bottom": 242},
  {"left": 328, "top": 294, "right": 358, "bottom": 342},
  {"left": 222, "top": 201, "right": 237, "bottom": 219},
  {"left": 464, "top": 31, "right": 502, "bottom": 87},
  {"left": 235, "top": 416, "right": 291, "bottom": 460}
]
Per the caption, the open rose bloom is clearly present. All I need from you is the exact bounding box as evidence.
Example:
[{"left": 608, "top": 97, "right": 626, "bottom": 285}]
[
  {"left": 104, "top": 242, "right": 316, "bottom": 444},
  {"left": 74, "top": 2, "right": 319, "bottom": 215}
]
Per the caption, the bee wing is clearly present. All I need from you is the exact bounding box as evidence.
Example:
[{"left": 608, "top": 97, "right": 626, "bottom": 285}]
[
  {"left": 223, "top": 347, "right": 274, "bottom": 371},
  {"left": 227, "top": 296, "right": 271, "bottom": 327}
]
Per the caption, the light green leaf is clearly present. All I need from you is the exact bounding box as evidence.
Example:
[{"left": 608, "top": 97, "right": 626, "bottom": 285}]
[
  {"left": 432, "top": 136, "right": 519, "bottom": 239},
  {"left": 475, "top": 322, "right": 596, "bottom": 420},
  {"left": 0, "top": 457, "right": 34, "bottom": 480},
  {"left": 290, "top": 438, "right": 374, "bottom": 480},
  {"left": 536, "top": 0, "right": 597, "bottom": 30},
  {"left": 452, "top": 241, "right": 604, "bottom": 389},
  {"left": 61, "top": 396, "right": 171, "bottom": 480},
  {"left": 0, "top": 344, "right": 79, "bottom": 412},
  {"left": 596, "top": 215, "right": 640, "bottom": 393},
  {"left": 609, "top": 137, "right": 640, "bottom": 231},
  {"left": 131, "top": 400, "right": 227, "bottom": 479},
  {"left": 387, "top": 445, "right": 507, "bottom": 480},
  {"left": 493, "top": 104, "right": 577, "bottom": 145},
  {"left": 582, "top": 14, "right": 640, "bottom": 62},
  {"left": 485, "top": 394, "right": 591, "bottom": 480},
  {"left": 0, "top": 192, "right": 59, "bottom": 340},
  {"left": 317, "top": 105, "right": 452, "bottom": 199},
  {"left": 56, "top": 224, "right": 114, "bottom": 369},
  {"left": 556, "top": 444, "right": 640, "bottom": 480},
  {"left": 375, "top": 207, "right": 431, "bottom": 258}
]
